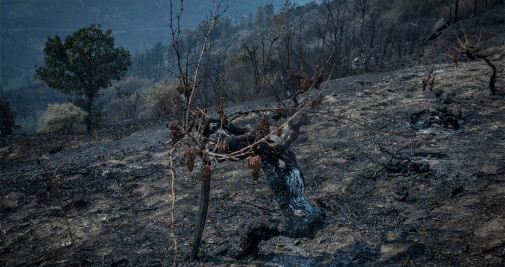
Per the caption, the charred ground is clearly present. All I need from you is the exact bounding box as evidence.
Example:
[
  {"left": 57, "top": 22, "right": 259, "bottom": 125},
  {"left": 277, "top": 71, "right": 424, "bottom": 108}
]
[{"left": 2, "top": 47, "right": 505, "bottom": 266}]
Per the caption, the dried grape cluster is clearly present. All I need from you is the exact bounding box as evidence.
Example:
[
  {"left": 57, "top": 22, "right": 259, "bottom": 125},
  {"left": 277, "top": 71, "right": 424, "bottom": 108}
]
[
  {"left": 247, "top": 155, "right": 262, "bottom": 181},
  {"left": 289, "top": 69, "right": 324, "bottom": 92},
  {"left": 193, "top": 109, "right": 207, "bottom": 128},
  {"left": 259, "top": 117, "right": 271, "bottom": 136},
  {"left": 177, "top": 82, "right": 193, "bottom": 98},
  {"left": 201, "top": 163, "right": 214, "bottom": 181},
  {"left": 194, "top": 109, "right": 206, "bottom": 121},
  {"left": 293, "top": 70, "right": 310, "bottom": 92},
  {"left": 216, "top": 141, "right": 228, "bottom": 154},
  {"left": 169, "top": 123, "right": 184, "bottom": 144},
  {"left": 182, "top": 147, "right": 197, "bottom": 172}
]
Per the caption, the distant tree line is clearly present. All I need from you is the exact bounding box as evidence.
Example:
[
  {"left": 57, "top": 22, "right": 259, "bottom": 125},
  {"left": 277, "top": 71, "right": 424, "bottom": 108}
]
[
  {"left": 126, "top": 0, "right": 503, "bottom": 106},
  {"left": 2, "top": 0, "right": 503, "bottom": 134}
]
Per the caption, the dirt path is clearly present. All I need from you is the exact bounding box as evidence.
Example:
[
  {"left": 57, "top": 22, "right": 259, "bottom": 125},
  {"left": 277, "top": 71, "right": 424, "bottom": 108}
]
[{"left": 1, "top": 50, "right": 505, "bottom": 266}]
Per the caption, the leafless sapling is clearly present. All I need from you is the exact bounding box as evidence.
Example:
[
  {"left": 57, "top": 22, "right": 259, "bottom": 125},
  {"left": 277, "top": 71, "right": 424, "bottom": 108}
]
[
  {"left": 165, "top": 1, "right": 333, "bottom": 262},
  {"left": 447, "top": 25, "right": 498, "bottom": 94}
]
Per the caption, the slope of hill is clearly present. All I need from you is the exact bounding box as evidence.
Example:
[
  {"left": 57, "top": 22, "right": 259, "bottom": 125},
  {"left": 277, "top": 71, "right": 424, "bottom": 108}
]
[{"left": 1, "top": 42, "right": 504, "bottom": 265}]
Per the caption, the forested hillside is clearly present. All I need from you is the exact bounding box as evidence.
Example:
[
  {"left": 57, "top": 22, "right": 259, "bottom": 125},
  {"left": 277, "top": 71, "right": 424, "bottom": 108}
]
[
  {"left": 0, "top": 0, "right": 302, "bottom": 89},
  {"left": 0, "top": 0, "right": 310, "bottom": 132},
  {"left": 127, "top": 0, "right": 504, "bottom": 111},
  {"left": 1, "top": 0, "right": 504, "bottom": 134}
]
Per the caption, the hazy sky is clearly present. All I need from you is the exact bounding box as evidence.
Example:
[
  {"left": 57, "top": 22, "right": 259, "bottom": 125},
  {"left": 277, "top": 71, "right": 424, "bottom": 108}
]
[{"left": 1, "top": 0, "right": 317, "bottom": 40}]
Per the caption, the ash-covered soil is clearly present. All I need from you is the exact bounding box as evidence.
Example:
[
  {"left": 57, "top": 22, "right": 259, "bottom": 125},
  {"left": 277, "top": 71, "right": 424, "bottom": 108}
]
[{"left": 1, "top": 46, "right": 505, "bottom": 266}]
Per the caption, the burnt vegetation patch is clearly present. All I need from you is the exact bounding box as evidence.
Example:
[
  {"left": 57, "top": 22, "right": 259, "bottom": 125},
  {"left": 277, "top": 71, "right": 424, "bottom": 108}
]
[
  {"left": 1, "top": 0, "right": 505, "bottom": 266},
  {"left": 410, "top": 108, "right": 462, "bottom": 131},
  {"left": 411, "top": 69, "right": 464, "bottom": 132}
]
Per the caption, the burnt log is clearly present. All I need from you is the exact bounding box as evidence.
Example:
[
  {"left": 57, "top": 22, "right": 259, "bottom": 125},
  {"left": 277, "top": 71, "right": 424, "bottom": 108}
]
[{"left": 192, "top": 113, "right": 325, "bottom": 259}]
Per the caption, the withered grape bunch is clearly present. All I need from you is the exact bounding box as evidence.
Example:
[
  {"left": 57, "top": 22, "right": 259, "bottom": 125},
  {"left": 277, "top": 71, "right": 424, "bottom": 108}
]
[
  {"left": 177, "top": 82, "right": 193, "bottom": 98},
  {"left": 201, "top": 163, "right": 214, "bottom": 181},
  {"left": 182, "top": 147, "right": 197, "bottom": 172},
  {"left": 259, "top": 117, "right": 271, "bottom": 136},
  {"left": 169, "top": 123, "right": 184, "bottom": 145},
  {"left": 194, "top": 109, "right": 206, "bottom": 122},
  {"left": 247, "top": 155, "right": 262, "bottom": 181},
  {"left": 216, "top": 141, "right": 228, "bottom": 154}
]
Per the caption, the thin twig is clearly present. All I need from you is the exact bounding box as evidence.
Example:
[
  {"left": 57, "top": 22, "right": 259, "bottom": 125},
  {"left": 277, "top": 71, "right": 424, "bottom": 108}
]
[
  {"left": 239, "top": 200, "right": 282, "bottom": 215},
  {"left": 37, "top": 159, "right": 81, "bottom": 267},
  {"left": 168, "top": 144, "right": 181, "bottom": 266}
]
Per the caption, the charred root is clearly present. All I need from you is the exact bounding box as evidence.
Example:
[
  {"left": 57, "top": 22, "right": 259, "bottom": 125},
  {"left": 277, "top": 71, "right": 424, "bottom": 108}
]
[{"left": 233, "top": 217, "right": 281, "bottom": 259}]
